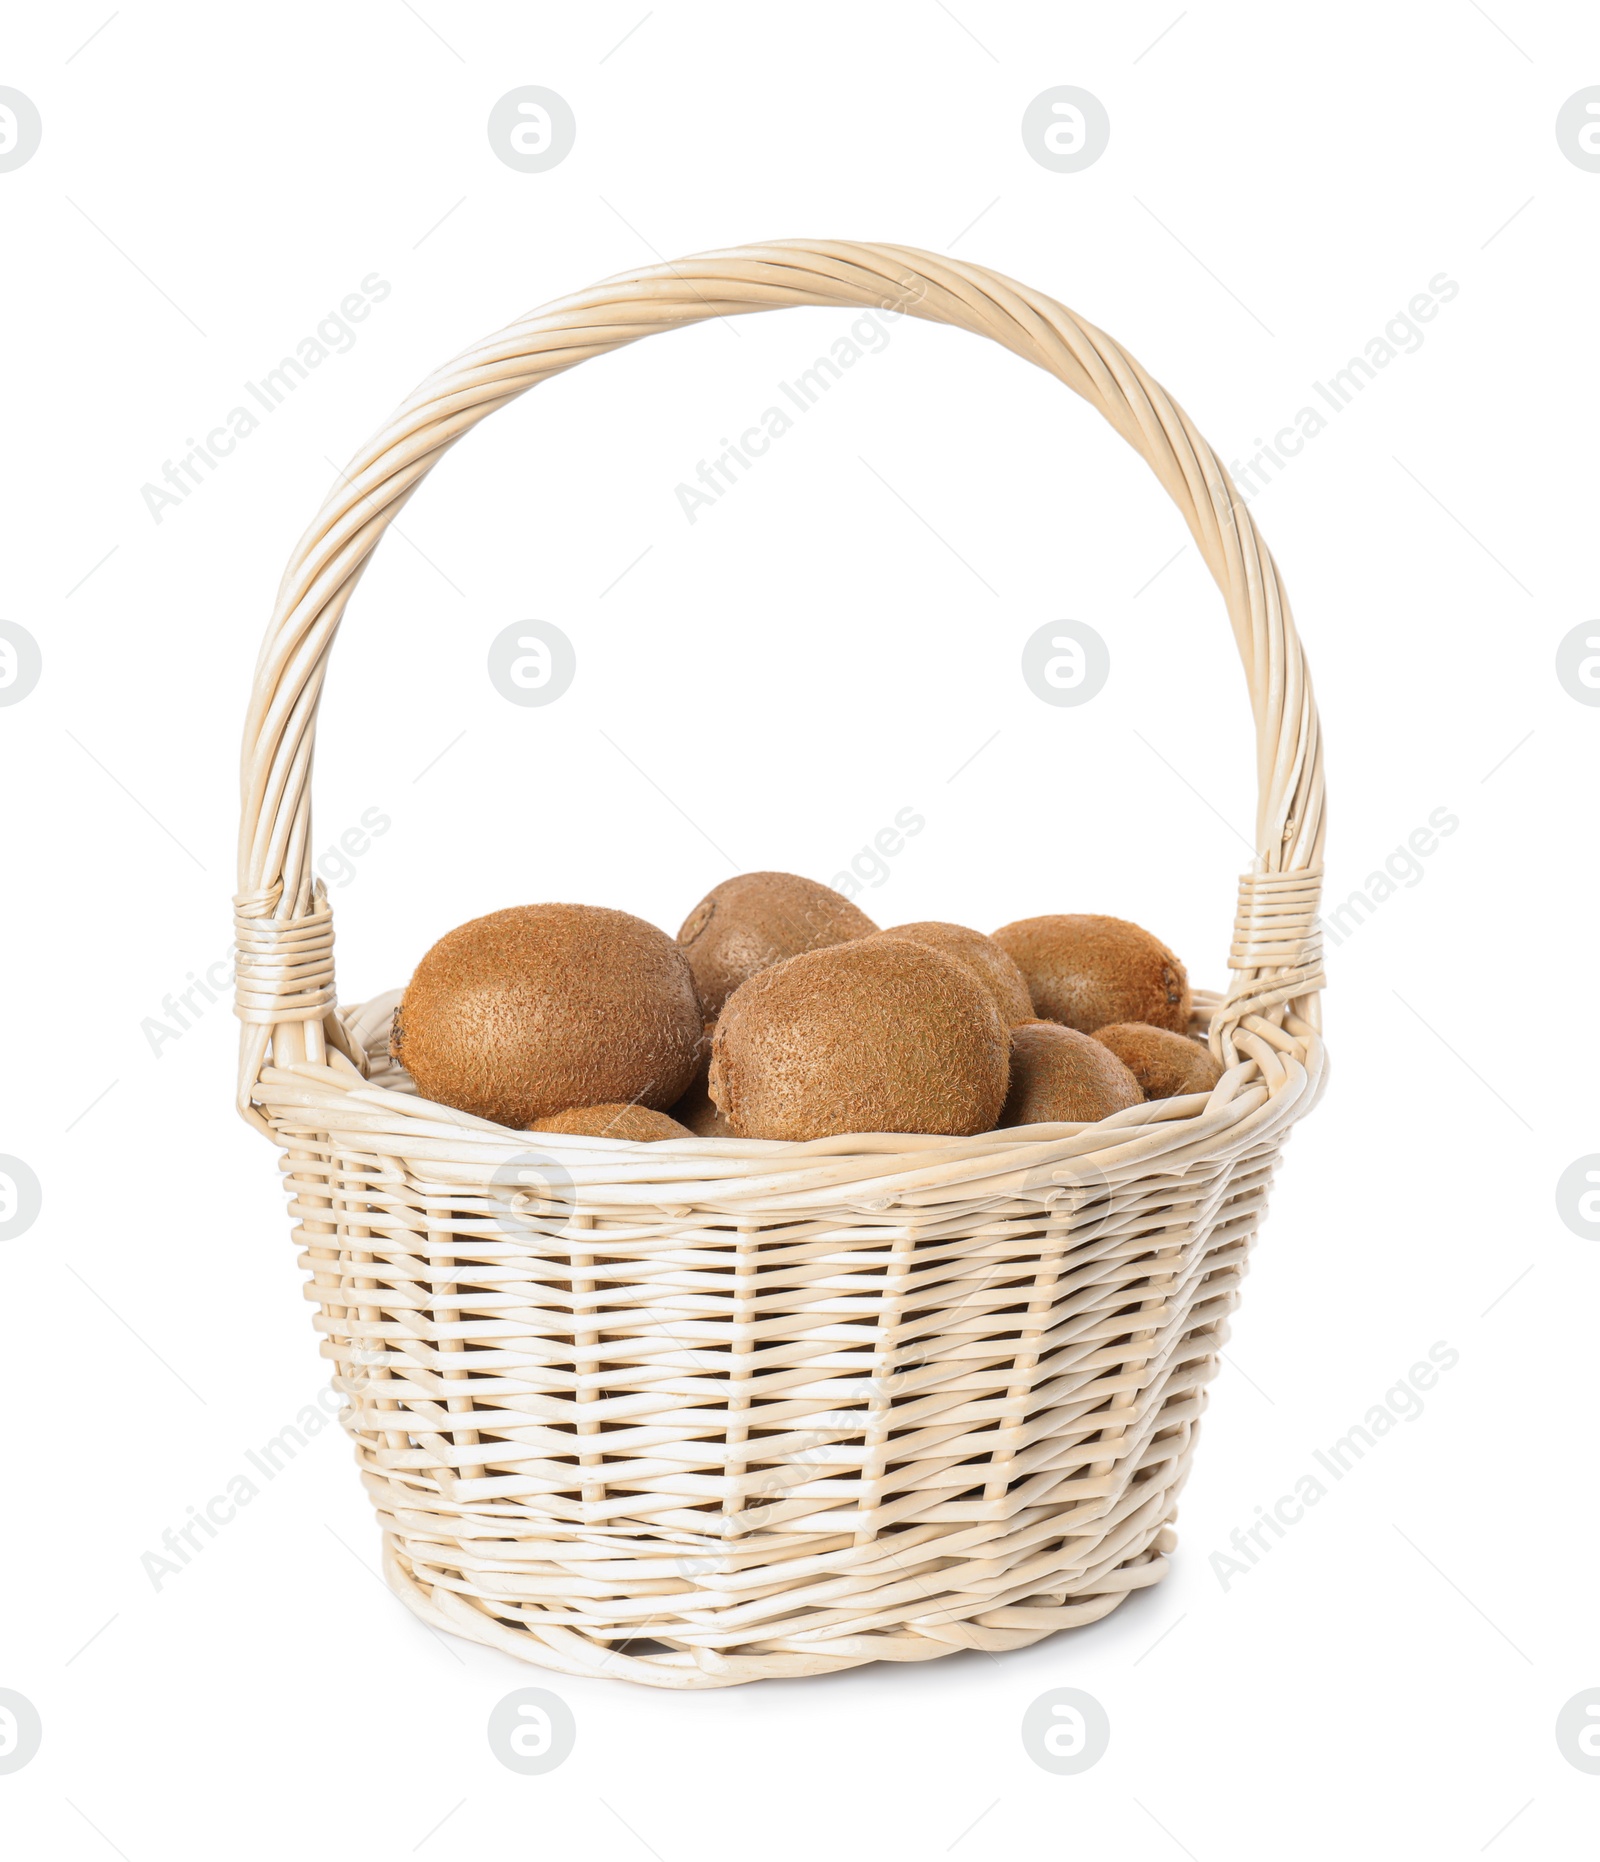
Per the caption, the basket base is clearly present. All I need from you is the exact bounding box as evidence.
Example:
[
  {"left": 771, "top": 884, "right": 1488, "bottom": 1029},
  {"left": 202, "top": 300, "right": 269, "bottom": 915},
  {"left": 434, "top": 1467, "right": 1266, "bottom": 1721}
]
[{"left": 381, "top": 1526, "right": 1178, "bottom": 1690}]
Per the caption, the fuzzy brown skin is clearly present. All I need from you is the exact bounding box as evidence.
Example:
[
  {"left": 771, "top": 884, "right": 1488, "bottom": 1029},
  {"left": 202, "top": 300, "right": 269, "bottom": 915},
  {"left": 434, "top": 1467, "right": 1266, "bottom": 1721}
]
[
  {"left": 870, "top": 921, "right": 1033, "bottom": 1026},
  {"left": 1000, "top": 1020, "right": 1144, "bottom": 1127},
  {"left": 709, "top": 939, "right": 1008, "bottom": 1141},
  {"left": 677, "top": 872, "right": 878, "bottom": 1018},
  {"left": 395, "top": 903, "right": 701, "bottom": 1128},
  {"left": 990, "top": 914, "right": 1190, "bottom": 1034},
  {"left": 531, "top": 1103, "right": 690, "bottom": 1141},
  {"left": 688, "top": 1018, "right": 717, "bottom": 1091},
  {"left": 1093, "top": 1022, "right": 1222, "bottom": 1101}
]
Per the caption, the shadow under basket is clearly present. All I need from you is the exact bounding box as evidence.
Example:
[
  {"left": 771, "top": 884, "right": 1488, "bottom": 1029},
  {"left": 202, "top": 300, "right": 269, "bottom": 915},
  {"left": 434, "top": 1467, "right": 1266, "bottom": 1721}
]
[{"left": 236, "top": 240, "right": 1327, "bottom": 1688}]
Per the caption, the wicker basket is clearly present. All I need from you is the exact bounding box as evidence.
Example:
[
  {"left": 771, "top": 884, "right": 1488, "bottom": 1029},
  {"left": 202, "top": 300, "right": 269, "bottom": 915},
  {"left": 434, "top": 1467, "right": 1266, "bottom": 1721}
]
[{"left": 236, "top": 240, "right": 1326, "bottom": 1688}]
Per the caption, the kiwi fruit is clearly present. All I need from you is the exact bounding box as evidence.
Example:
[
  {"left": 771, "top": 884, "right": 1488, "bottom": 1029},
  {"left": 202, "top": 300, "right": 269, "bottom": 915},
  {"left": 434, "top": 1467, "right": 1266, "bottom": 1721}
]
[
  {"left": 1094, "top": 1022, "right": 1222, "bottom": 1101},
  {"left": 531, "top": 1103, "right": 691, "bottom": 1142},
  {"left": 991, "top": 914, "right": 1190, "bottom": 1034},
  {"left": 393, "top": 903, "right": 701, "bottom": 1127},
  {"left": 677, "top": 871, "right": 878, "bottom": 1018},
  {"left": 1000, "top": 1020, "right": 1144, "bottom": 1127},
  {"left": 709, "top": 938, "right": 1008, "bottom": 1141},
  {"left": 869, "top": 921, "right": 1033, "bottom": 1026}
]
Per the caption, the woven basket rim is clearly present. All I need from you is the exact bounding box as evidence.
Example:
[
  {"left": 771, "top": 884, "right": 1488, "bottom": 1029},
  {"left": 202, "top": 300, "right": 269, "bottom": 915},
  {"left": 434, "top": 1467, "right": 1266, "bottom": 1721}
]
[{"left": 257, "top": 995, "right": 1323, "bottom": 1225}]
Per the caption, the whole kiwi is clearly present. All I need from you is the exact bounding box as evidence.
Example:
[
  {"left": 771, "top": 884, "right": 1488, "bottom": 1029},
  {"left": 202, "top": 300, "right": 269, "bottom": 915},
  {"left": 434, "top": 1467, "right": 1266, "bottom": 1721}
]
[
  {"left": 1094, "top": 1022, "right": 1223, "bottom": 1100},
  {"left": 531, "top": 1103, "right": 691, "bottom": 1142},
  {"left": 991, "top": 914, "right": 1190, "bottom": 1034},
  {"left": 869, "top": 921, "right": 1033, "bottom": 1026},
  {"left": 393, "top": 903, "right": 701, "bottom": 1127},
  {"left": 709, "top": 938, "right": 1009, "bottom": 1141},
  {"left": 1000, "top": 1020, "right": 1144, "bottom": 1127},
  {"left": 677, "top": 871, "right": 878, "bottom": 1018}
]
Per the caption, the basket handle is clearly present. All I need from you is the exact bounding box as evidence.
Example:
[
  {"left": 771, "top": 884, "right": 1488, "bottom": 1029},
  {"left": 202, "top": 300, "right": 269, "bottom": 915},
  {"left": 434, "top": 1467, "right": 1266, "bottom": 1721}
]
[{"left": 235, "top": 239, "right": 1325, "bottom": 1125}]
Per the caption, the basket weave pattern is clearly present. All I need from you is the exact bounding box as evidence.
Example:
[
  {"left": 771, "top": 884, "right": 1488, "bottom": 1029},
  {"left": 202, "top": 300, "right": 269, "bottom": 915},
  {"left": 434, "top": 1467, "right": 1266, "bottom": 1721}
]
[{"left": 237, "top": 242, "right": 1326, "bottom": 1687}]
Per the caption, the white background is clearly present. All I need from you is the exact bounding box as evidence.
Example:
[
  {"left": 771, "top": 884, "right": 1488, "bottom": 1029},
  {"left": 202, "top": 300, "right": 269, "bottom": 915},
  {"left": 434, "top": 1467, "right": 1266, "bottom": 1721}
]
[{"left": 3, "top": 2, "right": 1596, "bottom": 1855}]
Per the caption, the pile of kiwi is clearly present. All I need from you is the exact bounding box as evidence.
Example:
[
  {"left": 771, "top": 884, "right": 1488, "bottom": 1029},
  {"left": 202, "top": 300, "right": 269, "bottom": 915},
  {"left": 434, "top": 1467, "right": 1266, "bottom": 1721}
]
[{"left": 390, "top": 873, "right": 1222, "bottom": 1144}]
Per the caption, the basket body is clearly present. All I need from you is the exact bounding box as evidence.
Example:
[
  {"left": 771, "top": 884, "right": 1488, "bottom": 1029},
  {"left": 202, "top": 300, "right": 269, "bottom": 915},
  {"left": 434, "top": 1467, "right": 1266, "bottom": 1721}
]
[
  {"left": 265, "top": 990, "right": 1319, "bottom": 1686},
  {"left": 238, "top": 241, "right": 1327, "bottom": 1686}
]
